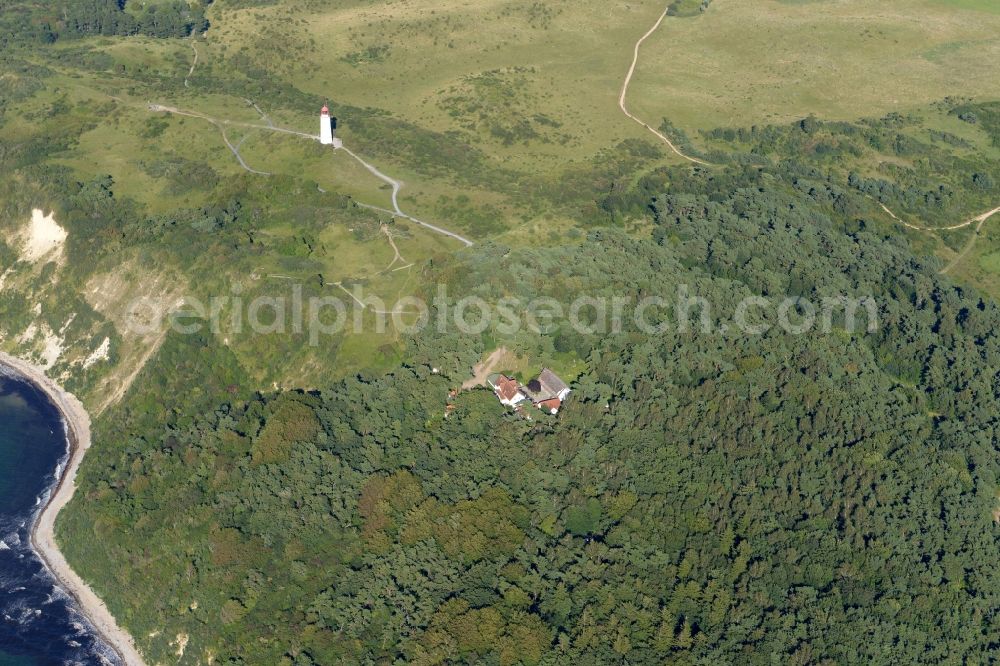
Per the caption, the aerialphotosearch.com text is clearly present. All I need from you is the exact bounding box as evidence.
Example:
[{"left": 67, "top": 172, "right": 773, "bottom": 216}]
[{"left": 126, "top": 284, "right": 879, "bottom": 345}]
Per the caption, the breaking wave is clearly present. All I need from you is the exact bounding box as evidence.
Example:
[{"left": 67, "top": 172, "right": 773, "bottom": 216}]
[{"left": 0, "top": 373, "right": 123, "bottom": 664}]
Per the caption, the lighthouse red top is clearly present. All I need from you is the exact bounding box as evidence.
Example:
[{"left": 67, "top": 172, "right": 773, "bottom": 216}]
[{"left": 321, "top": 105, "right": 329, "bottom": 115}]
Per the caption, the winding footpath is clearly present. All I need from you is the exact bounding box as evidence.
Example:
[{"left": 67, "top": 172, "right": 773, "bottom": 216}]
[
  {"left": 221, "top": 128, "right": 272, "bottom": 176},
  {"left": 183, "top": 35, "right": 199, "bottom": 88},
  {"left": 147, "top": 104, "right": 315, "bottom": 139},
  {"left": 147, "top": 103, "right": 474, "bottom": 246},
  {"left": 343, "top": 147, "right": 475, "bottom": 247},
  {"left": 619, "top": 6, "right": 711, "bottom": 166},
  {"left": 0, "top": 353, "right": 148, "bottom": 666},
  {"left": 876, "top": 199, "right": 1000, "bottom": 233},
  {"left": 874, "top": 198, "right": 1000, "bottom": 274},
  {"left": 940, "top": 206, "right": 1000, "bottom": 275},
  {"left": 621, "top": 6, "right": 999, "bottom": 272}
]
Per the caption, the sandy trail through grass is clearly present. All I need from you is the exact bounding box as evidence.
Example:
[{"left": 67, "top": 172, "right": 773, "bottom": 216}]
[
  {"left": 877, "top": 199, "right": 1000, "bottom": 233},
  {"left": 148, "top": 103, "right": 474, "bottom": 246},
  {"left": 338, "top": 147, "right": 475, "bottom": 246},
  {"left": 220, "top": 128, "right": 271, "bottom": 175},
  {"left": 619, "top": 5, "right": 711, "bottom": 166},
  {"left": 940, "top": 206, "right": 1000, "bottom": 274},
  {"left": 184, "top": 36, "right": 198, "bottom": 88},
  {"left": 873, "top": 199, "right": 1000, "bottom": 274}
]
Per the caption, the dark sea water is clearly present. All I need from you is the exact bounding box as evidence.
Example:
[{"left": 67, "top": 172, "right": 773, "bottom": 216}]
[{"left": 0, "top": 373, "right": 121, "bottom": 665}]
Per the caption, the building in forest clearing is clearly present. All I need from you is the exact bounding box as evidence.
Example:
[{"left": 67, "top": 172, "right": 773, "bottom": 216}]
[
  {"left": 488, "top": 374, "right": 526, "bottom": 407},
  {"left": 487, "top": 369, "right": 570, "bottom": 414}
]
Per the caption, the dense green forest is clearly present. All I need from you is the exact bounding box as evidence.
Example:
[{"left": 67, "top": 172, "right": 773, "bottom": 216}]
[
  {"left": 59, "top": 161, "right": 1000, "bottom": 663},
  {"left": 0, "top": 0, "right": 208, "bottom": 44},
  {"left": 701, "top": 105, "right": 1000, "bottom": 235}
]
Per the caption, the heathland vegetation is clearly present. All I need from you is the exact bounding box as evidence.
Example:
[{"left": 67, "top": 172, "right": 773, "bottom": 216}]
[{"left": 0, "top": 0, "right": 999, "bottom": 663}]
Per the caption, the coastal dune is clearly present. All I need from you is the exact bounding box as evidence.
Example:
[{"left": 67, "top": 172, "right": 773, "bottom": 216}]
[{"left": 0, "top": 352, "right": 147, "bottom": 666}]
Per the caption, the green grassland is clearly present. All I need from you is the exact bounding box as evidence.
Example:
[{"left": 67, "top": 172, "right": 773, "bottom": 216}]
[
  {"left": 2, "top": 0, "right": 1000, "bottom": 404},
  {"left": 15, "top": 0, "right": 999, "bottom": 232},
  {"left": 209, "top": 0, "right": 1000, "bottom": 156},
  {"left": 217, "top": 0, "right": 662, "bottom": 161},
  {"left": 634, "top": 0, "right": 1000, "bottom": 130},
  {"left": 933, "top": 0, "right": 1000, "bottom": 13},
  {"left": 201, "top": 0, "right": 1000, "bottom": 255}
]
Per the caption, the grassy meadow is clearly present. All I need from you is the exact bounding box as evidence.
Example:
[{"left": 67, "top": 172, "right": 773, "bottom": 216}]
[
  {"left": 201, "top": 0, "right": 1000, "bottom": 255},
  {"left": 207, "top": 0, "right": 1000, "bottom": 152},
  {"left": 2, "top": 0, "right": 999, "bottom": 403},
  {"left": 634, "top": 0, "right": 1000, "bottom": 129}
]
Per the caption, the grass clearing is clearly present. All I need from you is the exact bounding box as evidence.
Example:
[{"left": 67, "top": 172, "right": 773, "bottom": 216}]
[
  {"left": 931, "top": 0, "right": 1000, "bottom": 14},
  {"left": 4, "top": 0, "right": 999, "bottom": 391},
  {"left": 209, "top": 0, "right": 1000, "bottom": 165},
  {"left": 634, "top": 0, "right": 1000, "bottom": 130}
]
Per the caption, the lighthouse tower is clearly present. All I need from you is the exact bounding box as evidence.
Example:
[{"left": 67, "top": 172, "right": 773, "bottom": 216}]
[{"left": 319, "top": 105, "right": 334, "bottom": 145}]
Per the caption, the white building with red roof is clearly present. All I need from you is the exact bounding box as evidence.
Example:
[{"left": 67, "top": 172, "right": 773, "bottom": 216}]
[
  {"left": 487, "top": 369, "right": 570, "bottom": 414},
  {"left": 487, "top": 373, "right": 526, "bottom": 407},
  {"left": 320, "top": 104, "right": 334, "bottom": 145}
]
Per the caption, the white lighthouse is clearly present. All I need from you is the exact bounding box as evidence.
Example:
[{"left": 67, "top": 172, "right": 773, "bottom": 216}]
[{"left": 320, "top": 104, "right": 334, "bottom": 145}]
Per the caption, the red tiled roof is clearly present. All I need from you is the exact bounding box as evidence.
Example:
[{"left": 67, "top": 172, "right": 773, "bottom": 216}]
[
  {"left": 537, "top": 398, "right": 561, "bottom": 414},
  {"left": 495, "top": 375, "right": 522, "bottom": 402}
]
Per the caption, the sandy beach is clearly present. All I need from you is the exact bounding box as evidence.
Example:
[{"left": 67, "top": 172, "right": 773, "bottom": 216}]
[{"left": 0, "top": 352, "right": 147, "bottom": 666}]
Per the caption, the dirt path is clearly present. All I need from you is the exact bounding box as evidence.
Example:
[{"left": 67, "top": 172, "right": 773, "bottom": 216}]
[
  {"left": 941, "top": 206, "right": 1000, "bottom": 275},
  {"left": 150, "top": 104, "right": 270, "bottom": 175},
  {"left": 619, "top": 6, "right": 711, "bottom": 166},
  {"left": 148, "top": 103, "right": 474, "bottom": 246},
  {"left": 245, "top": 99, "right": 275, "bottom": 128},
  {"left": 184, "top": 36, "right": 199, "bottom": 88},
  {"left": 340, "top": 148, "right": 475, "bottom": 247},
  {"left": 221, "top": 128, "right": 272, "bottom": 175},
  {"left": 380, "top": 224, "right": 413, "bottom": 272},
  {"left": 148, "top": 104, "right": 316, "bottom": 140},
  {"left": 877, "top": 198, "right": 1000, "bottom": 233},
  {"left": 873, "top": 199, "right": 1000, "bottom": 274},
  {"left": 462, "top": 346, "right": 509, "bottom": 390},
  {"left": 356, "top": 201, "right": 474, "bottom": 247},
  {"left": 0, "top": 353, "right": 149, "bottom": 666}
]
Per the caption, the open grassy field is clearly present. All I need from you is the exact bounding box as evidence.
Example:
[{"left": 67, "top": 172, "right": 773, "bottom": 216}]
[
  {"left": 933, "top": 0, "right": 1000, "bottom": 14},
  {"left": 26, "top": 0, "right": 995, "bottom": 239},
  {"left": 209, "top": 0, "right": 663, "bottom": 167},
  {"left": 190, "top": 0, "right": 1000, "bottom": 257},
  {"left": 7, "top": 0, "right": 999, "bottom": 228},
  {"left": 206, "top": 0, "right": 1000, "bottom": 161},
  {"left": 4, "top": 0, "right": 999, "bottom": 401},
  {"left": 633, "top": 0, "right": 1000, "bottom": 130}
]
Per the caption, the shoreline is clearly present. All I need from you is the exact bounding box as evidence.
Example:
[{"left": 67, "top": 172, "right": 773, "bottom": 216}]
[{"left": 0, "top": 352, "right": 147, "bottom": 666}]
